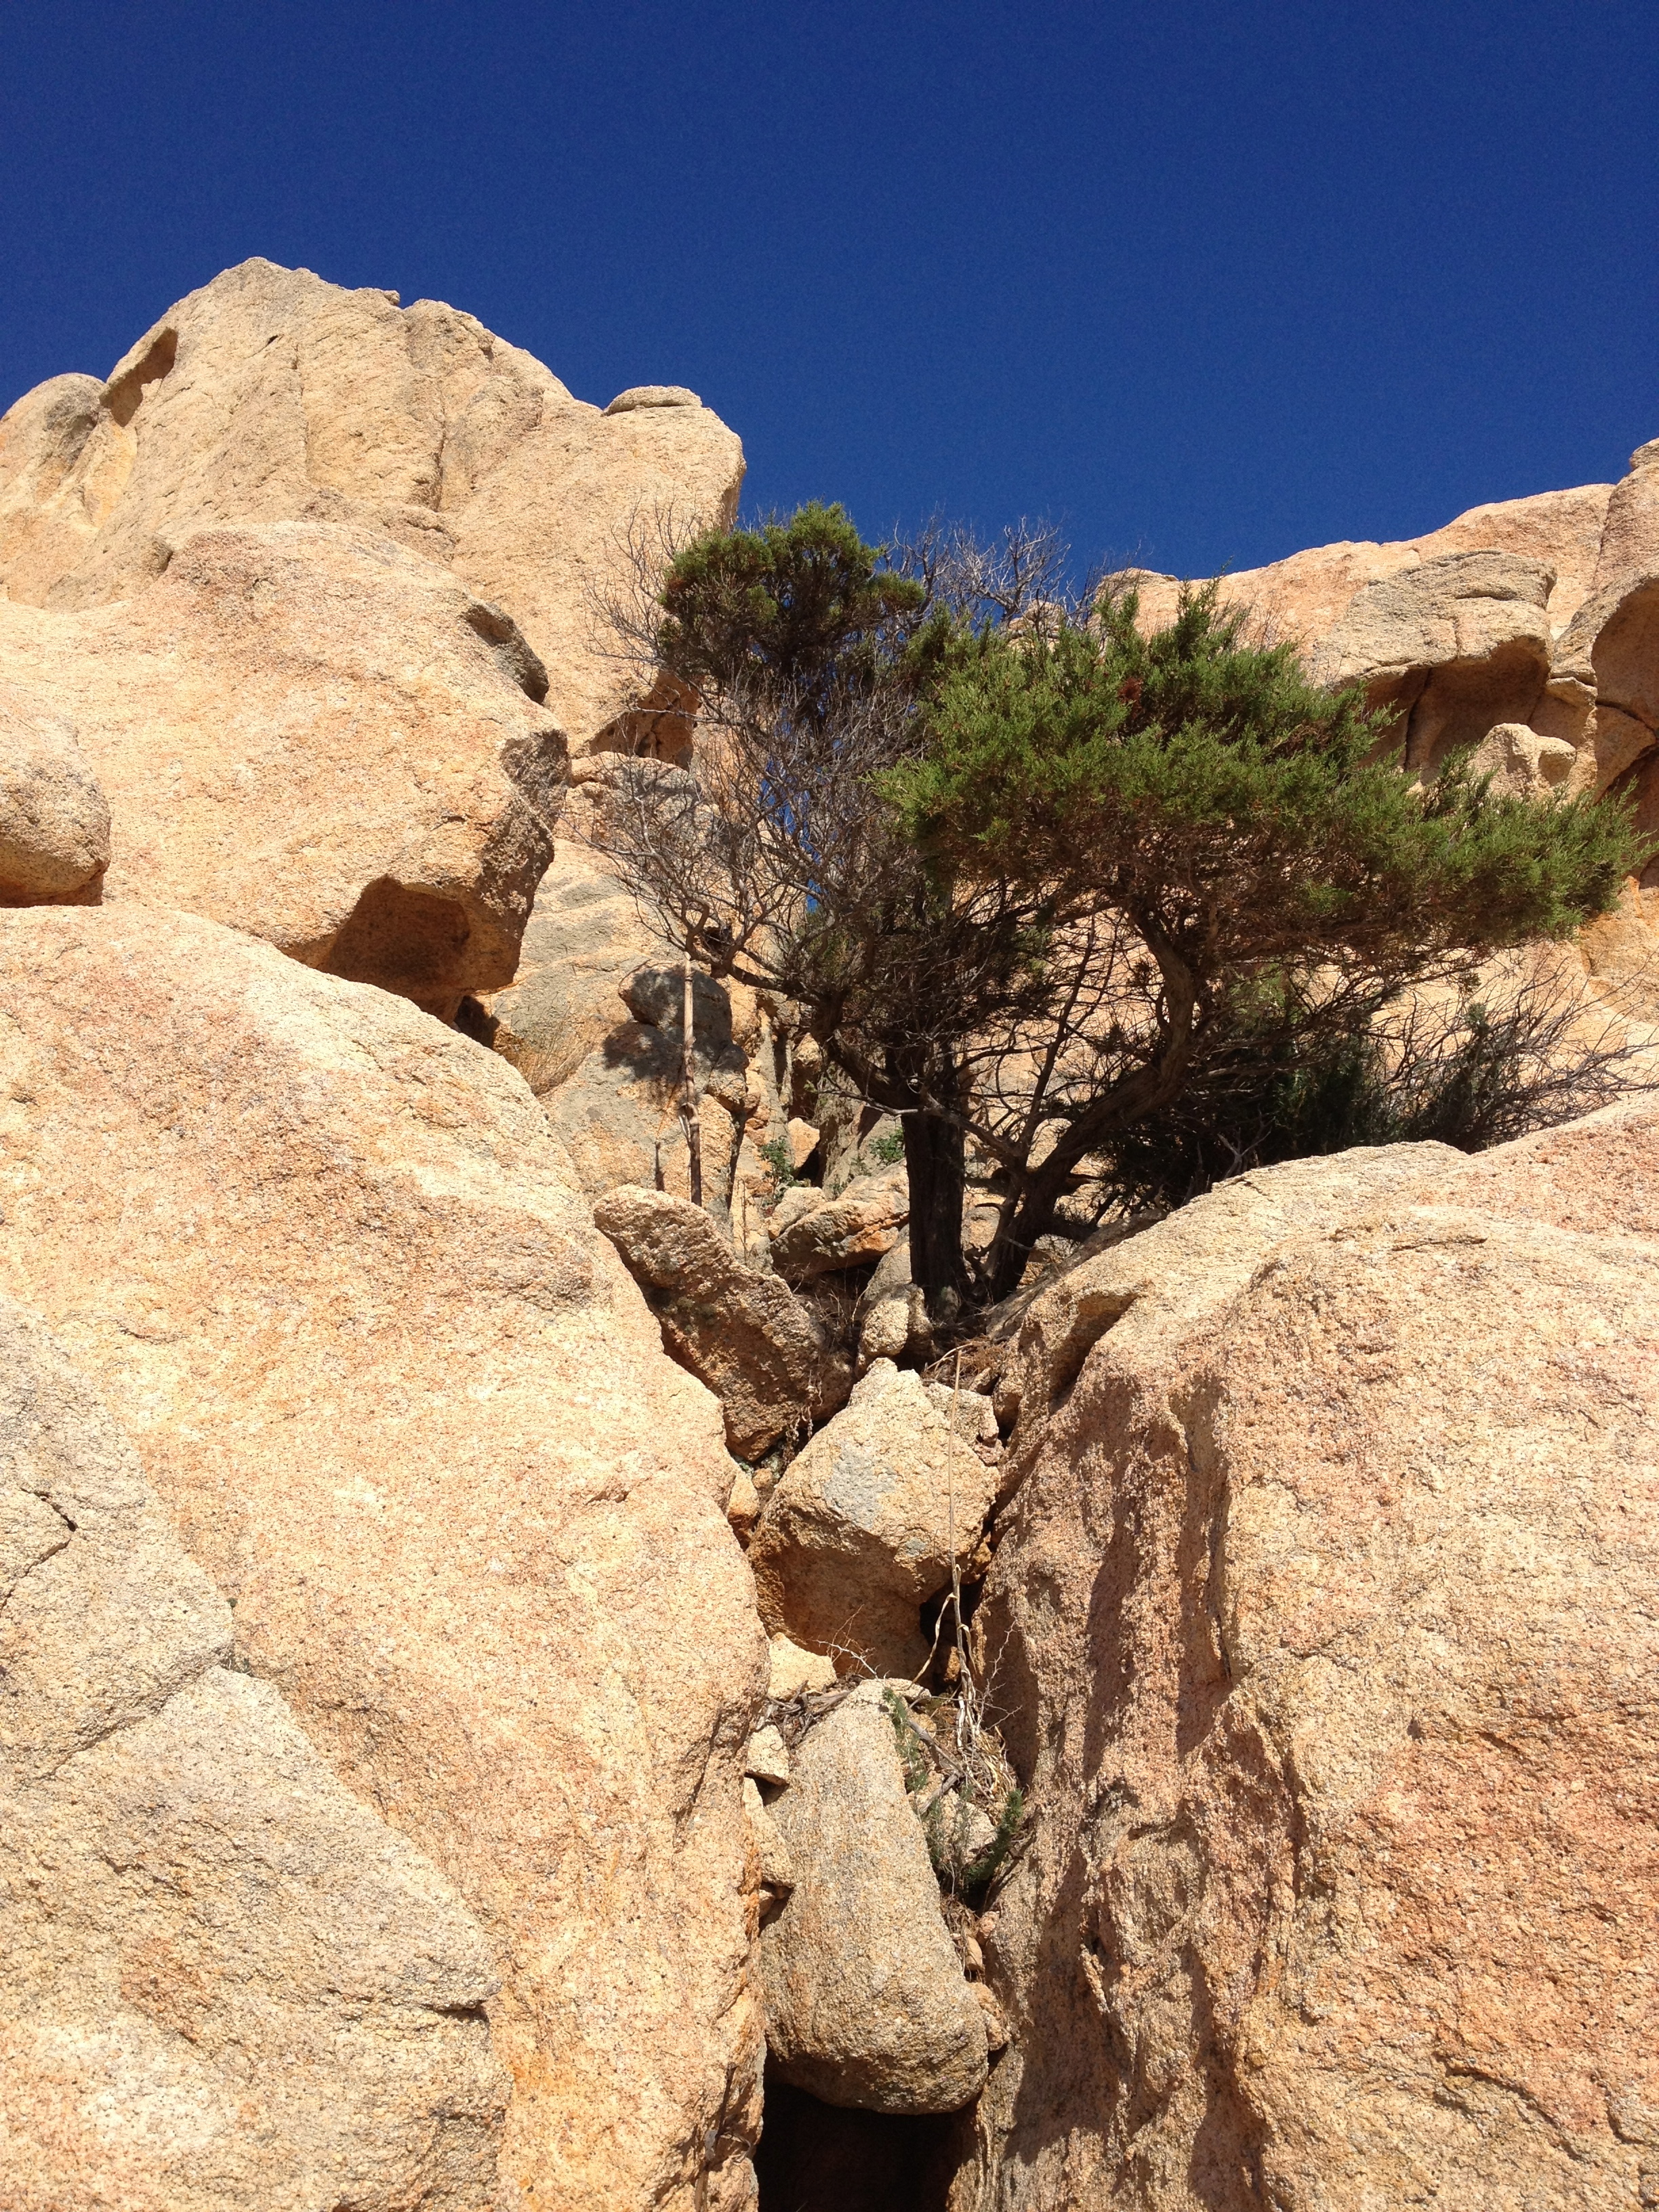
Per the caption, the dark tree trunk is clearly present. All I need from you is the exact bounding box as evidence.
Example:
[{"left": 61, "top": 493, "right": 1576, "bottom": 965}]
[
  {"left": 984, "top": 1149, "right": 1073, "bottom": 1305},
  {"left": 901, "top": 1101, "right": 970, "bottom": 1325},
  {"left": 981, "top": 936, "right": 1203, "bottom": 1305}
]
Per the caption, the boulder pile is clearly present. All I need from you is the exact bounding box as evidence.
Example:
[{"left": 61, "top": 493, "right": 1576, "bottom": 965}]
[{"left": 2, "top": 261, "right": 1657, "bottom": 2212}]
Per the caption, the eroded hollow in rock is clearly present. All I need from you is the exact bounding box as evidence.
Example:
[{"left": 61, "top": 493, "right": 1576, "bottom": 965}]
[
  {"left": 104, "top": 325, "right": 178, "bottom": 427},
  {"left": 754, "top": 2072, "right": 959, "bottom": 2212}
]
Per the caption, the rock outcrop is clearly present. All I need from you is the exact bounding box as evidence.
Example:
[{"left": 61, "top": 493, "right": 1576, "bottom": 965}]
[
  {"left": 0, "top": 905, "right": 766, "bottom": 2212},
  {"left": 762, "top": 1683, "right": 988, "bottom": 2114},
  {"left": 1467, "top": 717, "right": 1579, "bottom": 798},
  {"left": 0, "top": 258, "right": 744, "bottom": 753},
  {"left": 486, "top": 779, "right": 798, "bottom": 1251},
  {"left": 0, "top": 521, "right": 565, "bottom": 1015},
  {"left": 485, "top": 829, "right": 671, "bottom": 1099},
  {"left": 594, "top": 1184, "right": 853, "bottom": 1458},
  {"left": 770, "top": 1168, "right": 910, "bottom": 1282},
  {"left": 747, "top": 1360, "right": 1000, "bottom": 1677},
  {"left": 1124, "top": 441, "right": 1659, "bottom": 1003},
  {"left": 0, "top": 1294, "right": 506, "bottom": 2212},
  {"left": 0, "top": 678, "right": 108, "bottom": 903},
  {"left": 1310, "top": 549, "right": 1555, "bottom": 775},
  {"left": 1125, "top": 478, "right": 1614, "bottom": 648},
  {"left": 960, "top": 1117, "right": 1659, "bottom": 2210}
]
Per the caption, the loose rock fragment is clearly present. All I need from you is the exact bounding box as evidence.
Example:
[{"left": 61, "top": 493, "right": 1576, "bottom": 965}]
[{"left": 762, "top": 1683, "right": 988, "bottom": 2114}]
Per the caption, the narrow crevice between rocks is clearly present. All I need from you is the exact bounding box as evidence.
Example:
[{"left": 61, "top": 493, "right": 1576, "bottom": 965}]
[{"left": 754, "top": 2072, "right": 958, "bottom": 2212}]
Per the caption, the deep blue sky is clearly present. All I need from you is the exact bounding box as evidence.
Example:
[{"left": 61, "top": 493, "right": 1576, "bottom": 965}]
[{"left": 3, "top": 2, "right": 1655, "bottom": 577}]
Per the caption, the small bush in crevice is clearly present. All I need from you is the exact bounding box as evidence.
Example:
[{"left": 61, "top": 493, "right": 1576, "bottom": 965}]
[
  {"left": 884, "top": 1687, "right": 1024, "bottom": 1901},
  {"left": 758, "top": 1132, "right": 801, "bottom": 1204},
  {"left": 1089, "top": 968, "right": 1659, "bottom": 1218}
]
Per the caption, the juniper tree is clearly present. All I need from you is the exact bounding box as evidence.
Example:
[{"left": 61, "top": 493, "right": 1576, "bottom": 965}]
[{"left": 590, "top": 506, "right": 1651, "bottom": 1318}]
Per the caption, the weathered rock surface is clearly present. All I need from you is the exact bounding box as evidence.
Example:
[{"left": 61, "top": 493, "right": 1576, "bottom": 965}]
[
  {"left": 1542, "top": 566, "right": 1659, "bottom": 779},
  {"left": 0, "top": 678, "right": 108, "bottom": 903},
  {"left": 0, "top": 905, "right": 766, "bottom": 2212},
  {"left": 744, "top": 1777, "right": 796, "bottom": 1903},
  {"left": 857, "top": 1234, "right": 923, "bottom": 1366},
  {"left": 1125, "top": 478, "right": 1614, "bottom": 647},
  {"left": 1467, "top": 716, "right": 1578, "bottom": 797},
  {"left": 0, "top": 258, "right": 744, "bottom": 753},
  {"left": 1594, "top": 435, "right": 1659, "bottom": 594},
  {"left": 485, "top": 818, "right": 670, "bottom": 1099},
  {"left": 961, "top": 1119, "right": 1659, "bottom": 2210},
  {"left": 543, "top": 964, "right": 762, "bottom": 1227},
  {"left": 1124, "top": 445, "right": 1659, "bottom": 1052},
  {"left": 486, "top": 777, "right": 796, "bottom": 1254},
  {"left": 748, "top": 1360, "right": 1000, "bottom": 1676},
  {"left": 770, "top": 1168, "right": 909, "bottom": 1281},
  {"left": 0, "top": 521, "right": 564, "bottom": 1013},
  {"left": 1310, "top": 548, "right": 1555, "bottom": 775},
  {"left": 762, "top": 1683, "right": 988, "bottom": 2114},
  {"left": 0, "top": 1293, "right": 506, "bottom": 2211},
  {"left": 1124, "top": 455, "right": 1659, "bottom": 863},
  {"left": 594, "top": 1184, "right": 853, "bottom": 1458},
  {"left": 768, "top": 1633, "right": 839, "bottom": 1700}
]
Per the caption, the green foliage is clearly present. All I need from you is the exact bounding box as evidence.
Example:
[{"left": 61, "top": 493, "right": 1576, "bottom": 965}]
[
  {"left": 886, "top": 1688, "right": 934, "bottom": 1796},
  {"left": 883, "top": 1688, "right": 1024, "bottom": 1899},
  {"left": 605, "top": 506, "right": 1656, "bottom": 1315},
  {"left": 758, "top": 1132, "right": 800, "bottom": 1193},
  {"left": 657, "top": 501, "right": 929, "bottom": 722},
  {"left": 888, "top": 585, "right": 1648, "bottom": 965},
  {"left": 1096, "top": 977, "right": 1656, "bottom": 1214},
  {"left": 959, "top": 1784, "right": 1024, "bottom": 1893},
  {"left": 864, "top": 1126, "right": 907, "bottom": 1168}
]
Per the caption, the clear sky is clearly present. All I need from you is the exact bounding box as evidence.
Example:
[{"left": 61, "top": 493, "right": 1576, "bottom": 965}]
[{"left": 3, "top": 1, "right": 1655, "bottom": 579}]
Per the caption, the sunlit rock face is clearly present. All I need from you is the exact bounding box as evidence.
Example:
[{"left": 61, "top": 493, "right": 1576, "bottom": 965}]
[{"left": 957, "top": 1116, "right": 1659, "bottom": 2211}]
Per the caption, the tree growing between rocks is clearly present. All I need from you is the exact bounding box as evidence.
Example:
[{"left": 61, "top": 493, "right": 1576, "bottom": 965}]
[{"left": 589, "top": 505, "right": 1653, "bottom": 1318}]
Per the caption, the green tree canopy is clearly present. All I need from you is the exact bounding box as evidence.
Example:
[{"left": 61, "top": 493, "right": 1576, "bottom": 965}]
[{"left": 592, "top": 510, "right": 1652, "bottom": 1316}]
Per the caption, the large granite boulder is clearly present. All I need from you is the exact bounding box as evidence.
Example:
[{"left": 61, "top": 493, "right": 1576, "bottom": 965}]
[
  {"left": 747, "top": 1360, "right": 1000, "bottom": 1677},
  {"left": 0, "top": 1294, "right": 506, "bottom": 2211},
  {"left": 0, "top": 257, "right": 744, "bottom": 753},
  {"left": 1310, "top": 548, "right": 1556, "bottom": 775},
  {"left": 769, "top": 1168, "right": 910, "bottom": 1282},
  {"left": 0, "top": 905, "right": 766, "bottom": 2212},
  {"left": 762, "top": 1683, "right": 988, "bottom": 2114},
  {"left": 0, "top": 520, "right": 565, "bottom": 1015},
  {"left": 1593, "top": 434, "right": 1659, "bottom": 595},
  {"left": 1124, "top": 478, "right": 1614, "bottom": 650},
  {"left": 957, "top": 1115, "right": 1659, "bottom": 2210}
]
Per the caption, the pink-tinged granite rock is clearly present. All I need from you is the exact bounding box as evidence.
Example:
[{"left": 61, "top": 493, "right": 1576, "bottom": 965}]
[
  {"left": 0, "top": 904, "right": 766, "bottom": 2212},
  {"left": 0, "top": 678, "right": 108, "bottom": 904},
  {"left": 0, "top": 1292, "right": 506, "bottom": 2212},
  {"left": 959, "top": 1118, "right": 1659, "bottom": 2209},
  {"left": 0, "top": 258, "right": 744, "bottom": 753},
  {"left": 0, "top": 520, "right": 563, "bottom": 1015}
]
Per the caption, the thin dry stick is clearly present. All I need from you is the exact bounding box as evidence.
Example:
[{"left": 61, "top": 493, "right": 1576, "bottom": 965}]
[
  {"left": 949, "top": 1347, "right": 972, "bottom": 1748},
  {"left": 680, "top": 955, "right": 703, "bottom": 1208}
]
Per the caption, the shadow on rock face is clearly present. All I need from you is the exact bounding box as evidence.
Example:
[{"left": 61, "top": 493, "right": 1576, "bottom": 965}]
[{"left": 322, "top": 876, "right": 475, "bottom": 1018}]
